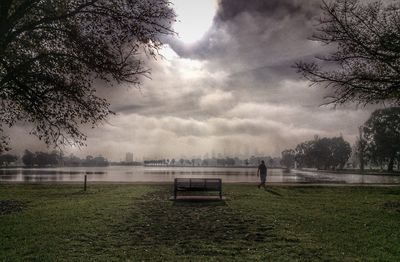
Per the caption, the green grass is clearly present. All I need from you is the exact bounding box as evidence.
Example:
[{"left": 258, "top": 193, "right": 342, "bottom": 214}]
[{"left": 0, "top": 184, "right": 400, "bottom": 261}]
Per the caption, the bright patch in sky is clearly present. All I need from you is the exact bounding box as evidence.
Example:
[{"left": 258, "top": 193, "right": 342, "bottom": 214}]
[{"left": 172, "top": 0, "right": 217, "bottom": 44}]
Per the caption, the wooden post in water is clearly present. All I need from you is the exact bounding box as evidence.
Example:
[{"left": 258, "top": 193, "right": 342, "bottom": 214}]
[{"left": 84, "top": 175, "right": 87, "bottom": 191}]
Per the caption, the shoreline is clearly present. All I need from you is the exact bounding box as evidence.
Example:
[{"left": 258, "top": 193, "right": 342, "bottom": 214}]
[
  {"left": 296, "top": 168, "right": 400, "bottom": 177},
  {"left": 0, "top": 165, "right": 283, "bottom": 169},
  {"left": 1, "top": 181, "right": 400, "bottom": 187}
]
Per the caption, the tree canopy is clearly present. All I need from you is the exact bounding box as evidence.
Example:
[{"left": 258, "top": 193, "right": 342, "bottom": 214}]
[
  {"left": 281, "top": 149, "right": 295, "bottom": 169},
  {"left": 0, "top": 153, "right": 17, "bottom": 166},
  {"left": 294, "top": 136, "right": 351, "bottom": 170},
  {"left": 22, "top": 149, "right": 60, "bottom": 167},
  {"left": 296, "top": 0, "right": 400, "bottom": 105},
  {"left": 363, "top": 107, "right": 400, "bottom": 171},
  {"left": 0, "top": 0, "right": 175, "bottom": 152}
]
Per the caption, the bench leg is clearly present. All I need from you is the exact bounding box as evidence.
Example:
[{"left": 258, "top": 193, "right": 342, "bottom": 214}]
[
  {"left": 174, "top": 188, "right": 177, "bottom": 200},
  {"left": 219, "top": 188, "right": 222, "bottom": 200}
]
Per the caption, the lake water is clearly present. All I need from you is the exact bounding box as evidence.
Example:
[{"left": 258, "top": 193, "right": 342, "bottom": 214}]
[{"left": 0, "top": 166, "right": 399, "bottom": 184}]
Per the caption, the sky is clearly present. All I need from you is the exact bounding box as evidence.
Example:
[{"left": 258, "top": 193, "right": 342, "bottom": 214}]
[{"left": 10, "top": 0, "right": 375, "bottom": 161}]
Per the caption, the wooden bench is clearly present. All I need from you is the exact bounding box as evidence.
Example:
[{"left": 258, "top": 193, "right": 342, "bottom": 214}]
[{"left": 174, "top": 178, "right": 222, "bottom": 200}]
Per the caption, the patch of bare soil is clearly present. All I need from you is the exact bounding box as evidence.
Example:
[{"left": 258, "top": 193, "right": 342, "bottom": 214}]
[
  {"left": 0, "top": 200, "right": 24, "bottom": 215},
  {"left": 384, "top": 201, "right": 400, "bottom": 212}
]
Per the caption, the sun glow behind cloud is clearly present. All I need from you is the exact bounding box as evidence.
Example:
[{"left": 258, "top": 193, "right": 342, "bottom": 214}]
[
  {"left": 160, "top": 45, "right": 226, "bottom": 80},
  {"left": 172, "top": 0, "right": 217, "bottom": 44}
]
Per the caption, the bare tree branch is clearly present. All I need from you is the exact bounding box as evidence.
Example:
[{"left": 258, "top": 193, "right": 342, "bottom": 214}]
[{"left": 296, "top": 0, "right": 400, "bottom": 105}]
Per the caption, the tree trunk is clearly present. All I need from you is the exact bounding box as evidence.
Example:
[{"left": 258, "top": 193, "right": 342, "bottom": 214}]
[
  {"left": 388, "top": 157, "right": 394, "bottom": 172},
  {"left": 358, "top": 127, "right": 364, "bottom": 173}
]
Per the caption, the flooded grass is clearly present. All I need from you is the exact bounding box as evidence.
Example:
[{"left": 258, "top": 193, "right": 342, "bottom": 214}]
[{"left": 0, "top": 184, "right": 400, "bottom": 261}]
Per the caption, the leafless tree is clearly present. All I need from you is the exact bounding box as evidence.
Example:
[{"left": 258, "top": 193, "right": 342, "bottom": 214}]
[{"left": 296, "top": 0, "right": 400, "bottom": 105}]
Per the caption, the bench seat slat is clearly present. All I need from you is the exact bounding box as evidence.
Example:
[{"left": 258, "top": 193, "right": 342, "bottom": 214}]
[{"left": 174, "top": 178, "right": 222, "bottom": 199}]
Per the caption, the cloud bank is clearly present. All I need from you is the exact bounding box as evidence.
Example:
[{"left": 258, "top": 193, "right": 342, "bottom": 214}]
[{"left": 9, "top": 0, "right": 374, "bottom": 161}]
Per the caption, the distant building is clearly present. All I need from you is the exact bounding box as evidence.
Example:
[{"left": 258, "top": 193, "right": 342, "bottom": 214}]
[{"left": 125, "top": 152, "right": 133, "bottom": 163}]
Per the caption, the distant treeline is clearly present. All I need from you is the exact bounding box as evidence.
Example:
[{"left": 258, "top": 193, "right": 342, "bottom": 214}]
[
  {"left": 144, "top": 156, "right": 282, "bottom": 167},
  {"left": 280, "top": 108, "right": 400, "bottom": 172},
  {"left": 110, "top": 161, "right": 142, "bottom": 166},
  {"left": 281, "top": 136, "right": 351, "bottom": 170},
  {"left": 0, "top": 154, "right": 18, "bottom": 166},
  {"left": 21, "top": 150, "right": 109, "bottom": 167}
]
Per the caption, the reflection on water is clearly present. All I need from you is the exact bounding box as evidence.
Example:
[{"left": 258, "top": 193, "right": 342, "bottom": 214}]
[{"left": 0, "top": 166, "right": 399, "bottom": 184}]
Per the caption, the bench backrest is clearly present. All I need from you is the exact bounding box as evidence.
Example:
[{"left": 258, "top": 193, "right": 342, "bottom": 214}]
[{"left": 175, "top": 178, "right": 221, "bottom": 190}]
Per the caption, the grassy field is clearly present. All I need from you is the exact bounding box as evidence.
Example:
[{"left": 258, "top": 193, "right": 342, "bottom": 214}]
[{"left": 1, "top": 184, "right": 400, "bottom": 261}]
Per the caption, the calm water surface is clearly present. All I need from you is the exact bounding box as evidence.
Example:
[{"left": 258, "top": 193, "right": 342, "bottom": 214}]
[{"left": 0, "top": 166, "right": 399, "bottom": 184}]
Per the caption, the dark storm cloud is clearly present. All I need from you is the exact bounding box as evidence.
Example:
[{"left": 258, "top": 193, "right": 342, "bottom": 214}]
[
  {"left": 170, "top": 0, "right": 321, "bottom": 63},
  {"left": 164, "top": 0, "right": 330, "bottom": 109},
  {"left": 215, "top": 0, "right": 316, "bottom": 21}
]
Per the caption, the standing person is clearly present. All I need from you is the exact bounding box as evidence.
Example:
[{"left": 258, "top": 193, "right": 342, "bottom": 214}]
[{"left": 257, "top": 160, "right": 267, "bottom": 189}]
